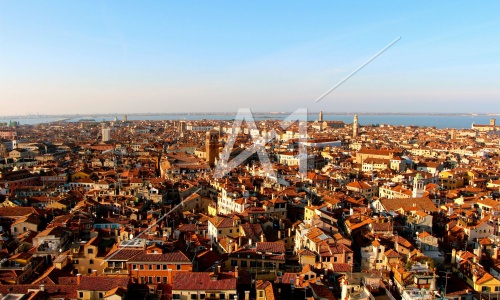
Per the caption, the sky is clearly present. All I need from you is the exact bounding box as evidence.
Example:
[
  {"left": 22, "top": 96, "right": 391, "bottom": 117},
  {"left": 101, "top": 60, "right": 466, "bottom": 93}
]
[{"left": 1, "top": 1, "right": 500, "bottom": 115}]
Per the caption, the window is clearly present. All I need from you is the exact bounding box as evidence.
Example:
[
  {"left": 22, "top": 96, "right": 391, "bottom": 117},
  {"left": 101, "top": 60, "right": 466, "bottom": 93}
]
[
  {"left": 259, "top": 291, "right": 264, "bottom": 297},
  {"left": 163, "top": 264, "right": 167, "bottom": 270},
  {"left": 132, "top": 264, "right": 137, "bottom": 270},
  {"left": 89, "top": 259, "right": 94, "bottom": 264},
  {"left": 220, "top": 294, "right": 226, "bottom": 300},
  {"left": 157, "top": 276, "right": 161, "bottom": 283},
  {"left": 99, "top": 292, "right": 104, "bottom": 299},
  {"left": 148, "top": 265, "right": 153, "bottom": 270},
  {"left": 148, "top": 276, "right": 153, "bottom": 284},
  {"left": 229, "top": 229, "right": 232, "bottom": 233},
  {"left": 200, "top": 294, "right": 206, "bottom": 299},
  {"left": 88, "top": 268, "right": 92, "bottom": 274},
  {"left": 334, "top": 257, "right": 338, "bottom": 262},
  {"left": 177, "top": 264, "right": 181, "bottom": 270},
  {"left": 74, "top": 259, "right": 79, "bottom": 265},
  {"left": 241, "top": 261, "right": 248, "bottom": 268},
  {"left": 157, "top": 264, "right": 161, "bottom": 270},
  {"left": 163, "top": 277, "right": 168, "bottom": 284},
  {"left": 87, "top": 248, "right": 94, "bottom": 254},
  {"left": 140, "top": 264, "right": 145, "bottom": 270},
  {"left": 191, "top": 294, "right": 198, "bottom": 300},
  {"left": 231, "top": 260, "right": 238, "bottom": 267},
  {"left": 218, "top": 230, "right": 222, "bottom": 234},
  {"left": 173, "top": 294, "right": 180, "bottom": 300},
  {"left": 79, "top": 292, "right": 84, "bottom": 298}
]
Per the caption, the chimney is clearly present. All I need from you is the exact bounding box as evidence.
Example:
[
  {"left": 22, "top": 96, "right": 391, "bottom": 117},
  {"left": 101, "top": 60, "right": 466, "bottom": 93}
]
[
  {"left": 295, "top": 275, "right": 300, "bottom": 287},
  {"left": 248, "top": 238, "right": 252, "bottom": 247},
  {"left": 168, "top": 269, "right": 172, "bottom": 283},
  {"left": 234, "top": 266, "right": 238, "bottom": 279},
  {"left": 238, "top": 236, "right": 243, "bottom": 247},
  {"left": 288, "top": 227, "right": 292, "bottom": 237},
  {"left": 92, "top": 270, "right": 97, "bottom": 276},
  {"left": 261, "top": 233, "right": 266, "bottom": 243},
  {"left": 278, "top": 230, "right": 282, "bottom": 240},
  {"left": 40, "top": 284, "right": 45, "bottom": 292},
  {"left": 245, "top": 291, "right": 250, "bottom": 300},
  {"left": 218, "top": 265, "right": 221, "bottom": 274},
  {"left": 77, "top": 273, "right": 81, "bottom": 284}
]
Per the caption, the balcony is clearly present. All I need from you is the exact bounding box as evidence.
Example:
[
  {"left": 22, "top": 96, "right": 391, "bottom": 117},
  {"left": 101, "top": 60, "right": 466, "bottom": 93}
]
[
  {"left": 103, "top": 267, "right": 129, "bottom": 275},
  {"left": 0, "top": 261, "right": 32, "bottom": 271}
]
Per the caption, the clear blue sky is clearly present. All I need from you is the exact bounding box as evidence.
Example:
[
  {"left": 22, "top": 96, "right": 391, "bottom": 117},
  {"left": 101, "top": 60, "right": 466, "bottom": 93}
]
[{"left": 1, "top": 1, "right": 500, "bottom": 115}]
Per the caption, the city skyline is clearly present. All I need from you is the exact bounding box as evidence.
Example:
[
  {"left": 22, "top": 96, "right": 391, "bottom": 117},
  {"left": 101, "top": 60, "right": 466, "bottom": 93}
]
[{"left": 1, "top": 1, "right": 500, "bottom": 115}]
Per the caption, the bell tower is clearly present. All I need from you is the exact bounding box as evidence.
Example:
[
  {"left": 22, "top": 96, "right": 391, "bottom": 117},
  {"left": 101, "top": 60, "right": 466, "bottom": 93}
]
[
  {"left": 206, "top": 130, "right": 219, "bottom": 167},
  {"left": 353, "top": 114, "right": 359, "bottom": 138},
  {"left": 413, "top": 173, "right": 425, "bottom": 198}
]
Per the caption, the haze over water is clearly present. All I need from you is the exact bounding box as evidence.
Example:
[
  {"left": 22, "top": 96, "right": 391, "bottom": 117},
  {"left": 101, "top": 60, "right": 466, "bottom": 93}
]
[{"left": 1, "top": 114, "right": 495, "bottom": 129}]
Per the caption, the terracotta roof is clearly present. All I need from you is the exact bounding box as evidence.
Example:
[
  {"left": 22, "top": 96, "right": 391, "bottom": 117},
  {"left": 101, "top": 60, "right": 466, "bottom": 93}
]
[
  {"left": 378, "top": 197, "right": 438, "bottom": 212},
  {"left": 173, "top": 272, "right": 237, "bottom": 291},
  {"left": 0, "top": 207, "right": 39, "bottom": 218},
  {"left": 78, "top": 275, "right": 129, "bottom": 291},
  {"left": 418, "top": 231, "right": 431, "bottom": 239},
  {"left": 129, "top": 250, "right": 190, "bottom": 263},
  {"left": 256, "top": 242, "right": 286, "bottom": 254},
  {"left": 105, "top": 248, "right": 143, "bottom": 260}
]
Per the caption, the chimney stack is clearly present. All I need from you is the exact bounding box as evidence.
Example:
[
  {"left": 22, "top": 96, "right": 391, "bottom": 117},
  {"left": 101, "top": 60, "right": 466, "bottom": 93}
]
[
  {"left": 234, "top": 266, "right": 238, "bottom": 279},
  {"left": 40, "top": 284, "right": 45, "bottom": 292},
  {"left": 92, "top": 270, "right": 97, "bottom": 276},
  {"left": 77, "top": 274, "right": 81, "bottom": 284},
  {"left": 245, "top": 291, "right": 250, "bottom": 300}
]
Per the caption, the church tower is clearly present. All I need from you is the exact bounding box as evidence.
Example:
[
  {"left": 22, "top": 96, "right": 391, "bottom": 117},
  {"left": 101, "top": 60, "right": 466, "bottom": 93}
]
[
  {"left": 490, "top": 118, "right": 496, "bottom": 126},
  {"left": 206, "top": 130, "right": 219, "bottom": 167},
  {"left": 412, "top": 173, "right": 425, "bottom": 198},
  {"left": 352, "top": 114, "right": 359, "bottom": 138},
  {"left": 319, "top": 111, "right": 323, "bottom": 122}
]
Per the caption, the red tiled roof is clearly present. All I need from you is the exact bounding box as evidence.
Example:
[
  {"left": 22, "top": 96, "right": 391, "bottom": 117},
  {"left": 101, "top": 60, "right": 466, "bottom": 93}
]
[
  {"left": 173, "top": 272, "right": 237, "bottom": 291},
  {"left": 78, "top": 276, "right": 129, "bottom": 291},
  {"left": 256, "top": 242, "right": 285, "bottom": 254},
  {"left": 129, "top": 250, "right": 190, "bottom": 263}
]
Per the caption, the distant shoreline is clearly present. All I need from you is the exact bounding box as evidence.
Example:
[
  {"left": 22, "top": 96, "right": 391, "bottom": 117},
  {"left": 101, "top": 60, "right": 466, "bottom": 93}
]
[{"left": 1, "top": 112, "right": 499, "bottom": 119}]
